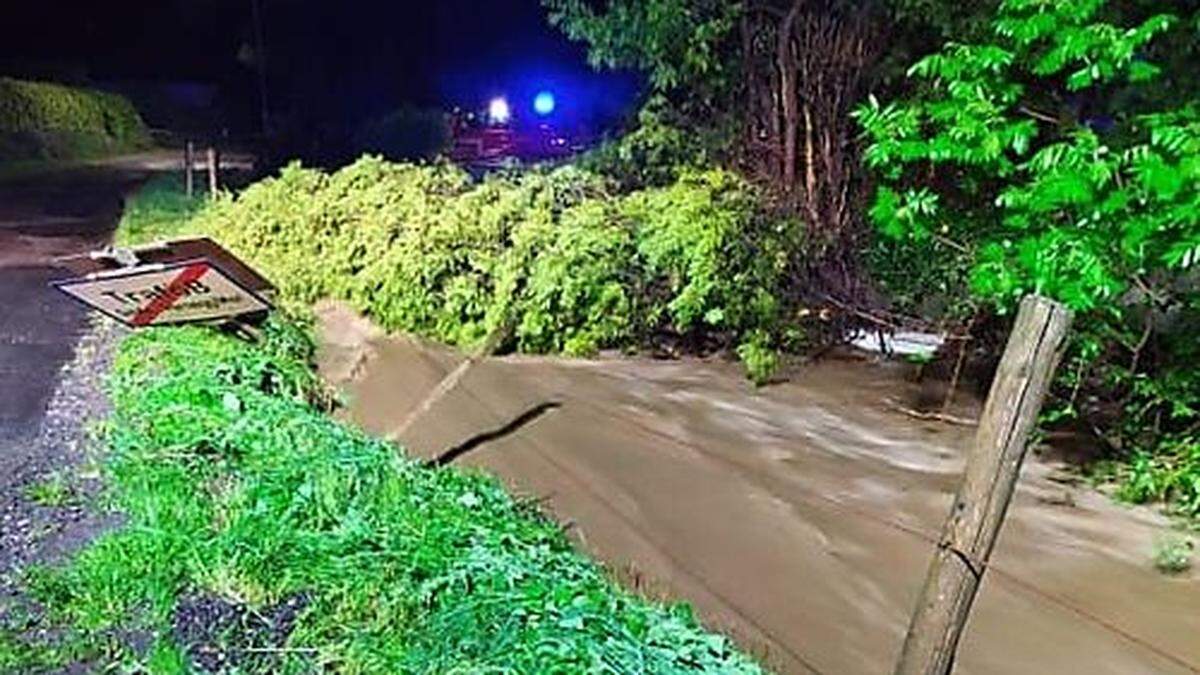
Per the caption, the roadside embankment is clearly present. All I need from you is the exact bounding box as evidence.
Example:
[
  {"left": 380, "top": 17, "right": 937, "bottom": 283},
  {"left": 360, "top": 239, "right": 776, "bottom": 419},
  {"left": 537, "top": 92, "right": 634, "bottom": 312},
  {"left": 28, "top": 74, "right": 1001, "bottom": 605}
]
[{"left": 2, "top": 317, "right": 762, "bottom": 672}]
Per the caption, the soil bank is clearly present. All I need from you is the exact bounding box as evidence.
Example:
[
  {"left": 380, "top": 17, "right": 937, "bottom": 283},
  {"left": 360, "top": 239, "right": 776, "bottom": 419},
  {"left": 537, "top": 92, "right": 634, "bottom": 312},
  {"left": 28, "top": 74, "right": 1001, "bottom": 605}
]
[{"left": 317, "top": 301, "right": 1198, "bottom": 675}]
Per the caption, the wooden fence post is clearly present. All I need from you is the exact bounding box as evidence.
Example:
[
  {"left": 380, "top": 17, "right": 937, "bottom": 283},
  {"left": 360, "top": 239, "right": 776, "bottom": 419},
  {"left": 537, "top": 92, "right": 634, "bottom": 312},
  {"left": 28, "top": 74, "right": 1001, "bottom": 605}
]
[
  {"left": 185, "top": 141, "right": 195, "bottom": 198},
  {"left": 895, "top": 295, "right": 1072, "bottom": 675},
  {"left": 207, "top": 146, "right": 219, "bottom": 197}
]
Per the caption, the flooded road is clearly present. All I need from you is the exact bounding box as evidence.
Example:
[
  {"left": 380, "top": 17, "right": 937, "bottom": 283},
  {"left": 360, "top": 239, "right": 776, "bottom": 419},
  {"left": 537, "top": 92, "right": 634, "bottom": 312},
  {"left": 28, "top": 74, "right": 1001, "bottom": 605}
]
[{"left": 317, "top": 302, "right": 1198, "bottom": 675}]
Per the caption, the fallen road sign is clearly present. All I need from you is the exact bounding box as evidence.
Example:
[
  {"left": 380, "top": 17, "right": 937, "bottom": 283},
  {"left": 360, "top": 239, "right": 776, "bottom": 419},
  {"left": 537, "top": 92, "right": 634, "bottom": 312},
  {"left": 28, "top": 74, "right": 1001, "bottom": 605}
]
[
  {"left": 57, "top": 237, "right": 273, "bottom": 295},
  {"left": 53, "top": 240, "right": 274, "bottom": 327}
]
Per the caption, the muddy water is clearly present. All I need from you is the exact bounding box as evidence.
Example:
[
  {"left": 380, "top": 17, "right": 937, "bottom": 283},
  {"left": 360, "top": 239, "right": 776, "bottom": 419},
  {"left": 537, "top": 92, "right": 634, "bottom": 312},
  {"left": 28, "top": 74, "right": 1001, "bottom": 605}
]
[{"left": 316, "top": 302, "right": 1198, "bottom": 675}]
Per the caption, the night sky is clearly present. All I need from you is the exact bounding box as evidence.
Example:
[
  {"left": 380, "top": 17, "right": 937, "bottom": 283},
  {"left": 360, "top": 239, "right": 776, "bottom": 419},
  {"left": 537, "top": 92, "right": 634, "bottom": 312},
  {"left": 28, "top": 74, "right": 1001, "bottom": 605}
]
[{"left": 1, "top": 1, "right": 639, "bottom": 140}]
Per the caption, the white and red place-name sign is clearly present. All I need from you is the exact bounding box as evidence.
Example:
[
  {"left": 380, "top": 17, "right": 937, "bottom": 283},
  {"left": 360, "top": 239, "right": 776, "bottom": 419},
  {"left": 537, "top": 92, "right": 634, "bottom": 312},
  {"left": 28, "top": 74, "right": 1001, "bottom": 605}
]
[{"left": 54, "top": 240, "right": 274, "bottom": 327}]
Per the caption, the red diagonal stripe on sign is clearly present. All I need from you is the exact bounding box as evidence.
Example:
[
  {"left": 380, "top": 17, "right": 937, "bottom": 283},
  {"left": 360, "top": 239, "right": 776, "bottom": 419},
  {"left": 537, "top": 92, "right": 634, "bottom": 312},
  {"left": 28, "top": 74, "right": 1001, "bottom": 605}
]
[{"left": 131, "top": 263, "right": 210, "bottom": 326}]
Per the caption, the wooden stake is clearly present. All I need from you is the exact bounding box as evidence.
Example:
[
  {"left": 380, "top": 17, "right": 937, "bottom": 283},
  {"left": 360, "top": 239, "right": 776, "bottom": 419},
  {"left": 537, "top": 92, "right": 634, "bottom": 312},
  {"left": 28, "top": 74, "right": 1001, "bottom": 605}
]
[
  {"left": 184, "top": 141, "right": 194, "bottom": 198},
  {"left": 895, "top": 295, "right": 1072, "bottom": 675},
  {"left": 207, "top": 146, "right": 219, "bottom": 197}
]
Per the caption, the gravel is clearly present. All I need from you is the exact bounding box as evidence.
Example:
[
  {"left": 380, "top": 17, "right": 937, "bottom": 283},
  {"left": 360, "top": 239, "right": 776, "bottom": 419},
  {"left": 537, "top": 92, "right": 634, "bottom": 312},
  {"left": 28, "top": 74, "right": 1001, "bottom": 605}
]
[{"left": 0, "top": 316, "right": 126, "bottom": 623}]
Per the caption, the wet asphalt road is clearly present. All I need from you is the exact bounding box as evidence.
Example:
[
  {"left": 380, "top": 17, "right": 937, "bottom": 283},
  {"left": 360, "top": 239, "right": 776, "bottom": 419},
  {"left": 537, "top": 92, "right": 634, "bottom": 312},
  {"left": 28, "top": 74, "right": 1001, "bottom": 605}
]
[{"left": 0, "top": 166, "right": 147, "bottom": 483}]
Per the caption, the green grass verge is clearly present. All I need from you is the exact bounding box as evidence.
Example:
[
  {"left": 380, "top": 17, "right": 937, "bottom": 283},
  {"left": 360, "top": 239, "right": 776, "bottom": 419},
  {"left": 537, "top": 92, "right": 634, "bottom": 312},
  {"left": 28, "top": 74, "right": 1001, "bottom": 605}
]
[
  {"left": 112, "top": 174, "right": 208, "bottom": 247},
  {"left": 3, "top": 318, "right": 762, "bottom": 673}
]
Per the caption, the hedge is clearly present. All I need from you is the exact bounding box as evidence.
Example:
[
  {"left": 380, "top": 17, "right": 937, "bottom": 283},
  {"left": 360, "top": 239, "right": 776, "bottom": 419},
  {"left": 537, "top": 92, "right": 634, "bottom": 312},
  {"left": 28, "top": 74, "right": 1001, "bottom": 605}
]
[{"left": 0, "top": 77, "right": 150, "bottom": 161}]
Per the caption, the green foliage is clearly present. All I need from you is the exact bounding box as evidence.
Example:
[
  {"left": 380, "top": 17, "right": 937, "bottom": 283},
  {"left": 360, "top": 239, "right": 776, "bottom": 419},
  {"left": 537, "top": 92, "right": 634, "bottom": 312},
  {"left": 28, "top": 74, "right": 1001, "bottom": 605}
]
[
  {"left": 511, "top": 191, "right": 637, "bottom": 356},
  {"left": 23, "top": 472, "right": 76, "bottom": 508},
  {"left": 0, "top": 78, "right": 150, "bottom": 161},
  {"left": 1152, "top": 534, "right": 1194, "bottom": 574},
  {"left": 736, "top": 334, "right": 780, "bottom": 386},
  {"left": 1109, "top": 437, "right": 1200, "bottom": 518},
  {"left": 625, "top": 169, "right": 787, "bottom": 338},
  {"left": 122, "top": 155, "right": 788, "bottom": 376},
  {"left": 354, "top": 106, "right": 450, "bottom": 162},
  {"left": 858, "top": 0, "right": 1184, "bottom": 309},
  {"left": 113, "top": 174, "right": 207, "bottom": 247},
  {"left": 859, "top": 0, "right": 1200, "bottom": 519},
  {"left": 0, "top": 627, "right": 99, "bottom": 673},
  {"left": 13, "top": 319, "right": 762, "bottom": 672},
  {"left": 543, "top": 0, "right": 739, "bottom": 94}
]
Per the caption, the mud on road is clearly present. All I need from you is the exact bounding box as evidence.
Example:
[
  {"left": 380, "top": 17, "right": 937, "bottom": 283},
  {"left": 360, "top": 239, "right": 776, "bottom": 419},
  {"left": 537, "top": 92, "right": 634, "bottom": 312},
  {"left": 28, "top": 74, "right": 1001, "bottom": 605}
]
[{"left": 318, "top": 301, "right": 1199, "bottom": 675}]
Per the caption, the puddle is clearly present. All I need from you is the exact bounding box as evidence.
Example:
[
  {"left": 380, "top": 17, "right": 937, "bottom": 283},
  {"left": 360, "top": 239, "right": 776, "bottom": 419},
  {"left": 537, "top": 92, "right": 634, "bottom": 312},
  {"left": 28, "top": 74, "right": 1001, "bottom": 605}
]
[{"left": 316, "top": 301, "right": 1198, "bottom": 675}]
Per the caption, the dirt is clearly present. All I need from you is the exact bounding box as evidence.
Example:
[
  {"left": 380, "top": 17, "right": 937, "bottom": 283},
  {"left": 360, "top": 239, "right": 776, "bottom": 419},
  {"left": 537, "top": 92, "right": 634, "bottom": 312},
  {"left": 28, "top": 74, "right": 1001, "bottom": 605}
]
[
  {"left": 172, "top": 592, "right": 310, "bottom": 672},
  {"left": 316, "top": 301, "right": 1199, "bottom": 675}
]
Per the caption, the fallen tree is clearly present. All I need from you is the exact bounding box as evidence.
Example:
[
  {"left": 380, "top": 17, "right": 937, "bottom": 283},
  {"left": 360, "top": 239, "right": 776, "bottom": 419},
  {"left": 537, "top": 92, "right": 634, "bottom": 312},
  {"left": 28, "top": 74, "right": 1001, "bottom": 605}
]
[{"left": 119, "top": 159, "right": 795, "bottom": 383}]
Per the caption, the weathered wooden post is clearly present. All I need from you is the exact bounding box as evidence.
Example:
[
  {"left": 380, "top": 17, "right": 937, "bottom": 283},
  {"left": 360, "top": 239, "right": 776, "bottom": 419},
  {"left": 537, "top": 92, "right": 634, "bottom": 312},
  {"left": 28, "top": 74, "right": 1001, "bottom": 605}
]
[
  {"left": 207, "top": 146, "right": 219, "bottom": 197},
  {"left": 895, "top": 295, "right": 1072, "bottom": 675},
  {"left": 184, "top": 141, "right": 195, "bottom": 197}
]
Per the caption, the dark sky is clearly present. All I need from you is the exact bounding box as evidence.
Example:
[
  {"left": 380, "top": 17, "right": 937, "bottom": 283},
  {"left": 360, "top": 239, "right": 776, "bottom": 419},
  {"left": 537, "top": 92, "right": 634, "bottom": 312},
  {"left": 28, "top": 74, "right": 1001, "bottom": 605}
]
[{"left": 1, "top": 1, "right": 639, "bottom": 132}]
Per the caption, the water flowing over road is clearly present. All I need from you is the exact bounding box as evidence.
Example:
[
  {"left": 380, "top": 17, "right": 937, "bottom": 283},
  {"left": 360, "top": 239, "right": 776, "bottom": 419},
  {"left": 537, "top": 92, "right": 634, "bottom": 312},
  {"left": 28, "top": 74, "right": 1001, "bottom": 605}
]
[{"left": 318, "top": 301, "right": 1199, "bottom": 675}]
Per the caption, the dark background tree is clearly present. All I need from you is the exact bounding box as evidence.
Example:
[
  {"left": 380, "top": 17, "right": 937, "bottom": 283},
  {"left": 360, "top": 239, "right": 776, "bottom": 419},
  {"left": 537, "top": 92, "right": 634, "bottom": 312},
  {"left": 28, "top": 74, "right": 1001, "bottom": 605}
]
[{"left": 0, "top": 0, "right": 638, "bottom": 163}]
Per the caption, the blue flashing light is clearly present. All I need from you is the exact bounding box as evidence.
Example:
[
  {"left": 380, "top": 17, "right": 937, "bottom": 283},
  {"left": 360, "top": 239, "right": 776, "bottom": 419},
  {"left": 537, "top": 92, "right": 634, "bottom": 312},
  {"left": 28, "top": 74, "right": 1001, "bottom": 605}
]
[{"left": 534, "top": 91, "right": 556, "bottom": 116}]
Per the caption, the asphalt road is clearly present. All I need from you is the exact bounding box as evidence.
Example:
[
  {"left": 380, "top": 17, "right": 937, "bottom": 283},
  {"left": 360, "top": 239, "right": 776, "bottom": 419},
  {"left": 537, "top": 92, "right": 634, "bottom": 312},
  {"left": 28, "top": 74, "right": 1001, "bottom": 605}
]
[
  {"left": 0, "top": 153, "right": 250, "bottom": 618},
  {"left": 0, "top": 165, "right": 147, "bottom": 477}
]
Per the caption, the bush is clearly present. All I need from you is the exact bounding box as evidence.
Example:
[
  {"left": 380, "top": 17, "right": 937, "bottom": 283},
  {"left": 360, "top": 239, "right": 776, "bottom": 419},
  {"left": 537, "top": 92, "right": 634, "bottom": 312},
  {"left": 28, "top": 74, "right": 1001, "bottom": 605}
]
[
  {"left": 136, "top": 155, "right": 790, "bottom": 380},
  {"left": 12, "top": 319, "right": 762, "bottom": 672},
  {"left": 0, "top": 77, "right": 150, "bottom": 161},
  {"left": 1108, "top": 437, "right": 1200, "bottom": 519}
]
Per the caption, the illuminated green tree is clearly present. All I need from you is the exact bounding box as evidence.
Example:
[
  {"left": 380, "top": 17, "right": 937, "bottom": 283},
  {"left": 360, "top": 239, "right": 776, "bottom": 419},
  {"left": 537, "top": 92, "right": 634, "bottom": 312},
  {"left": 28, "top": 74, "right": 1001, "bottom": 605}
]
[{"left": 859, "top": 0, "right": 1200, "bottom": 516}]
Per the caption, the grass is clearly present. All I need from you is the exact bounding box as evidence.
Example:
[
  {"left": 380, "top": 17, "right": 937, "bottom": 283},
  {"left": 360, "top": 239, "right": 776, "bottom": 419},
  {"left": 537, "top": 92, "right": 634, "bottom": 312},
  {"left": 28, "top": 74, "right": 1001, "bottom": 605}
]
[
  {"left": 4, "top": 317, "right": 762, "bottom": 672},
  {"left": 23, "top": 472, "right": 76, "bottom": 508},
  {"left": 112, "top": 174, "right": 207, "bottom": 247}
]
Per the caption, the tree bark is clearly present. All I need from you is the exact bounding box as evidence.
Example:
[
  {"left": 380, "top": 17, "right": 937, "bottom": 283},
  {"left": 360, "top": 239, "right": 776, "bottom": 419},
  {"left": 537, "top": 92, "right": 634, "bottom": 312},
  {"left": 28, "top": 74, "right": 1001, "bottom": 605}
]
[{"left": 777, "top": 1, "right": 803, "bottom": 193}]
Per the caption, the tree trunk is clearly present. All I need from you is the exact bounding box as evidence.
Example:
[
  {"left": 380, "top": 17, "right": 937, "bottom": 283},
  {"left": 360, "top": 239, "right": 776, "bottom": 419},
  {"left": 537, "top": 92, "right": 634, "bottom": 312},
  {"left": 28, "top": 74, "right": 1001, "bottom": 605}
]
[
  {"left": 744, "top": 0, "right": 884, "bottom": 303},
  {"left": 777, "top": 1, "right": 803, "bottom": 193},
  {"left": 803, "top": 102, "right": 821, "bottom": 229}
]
